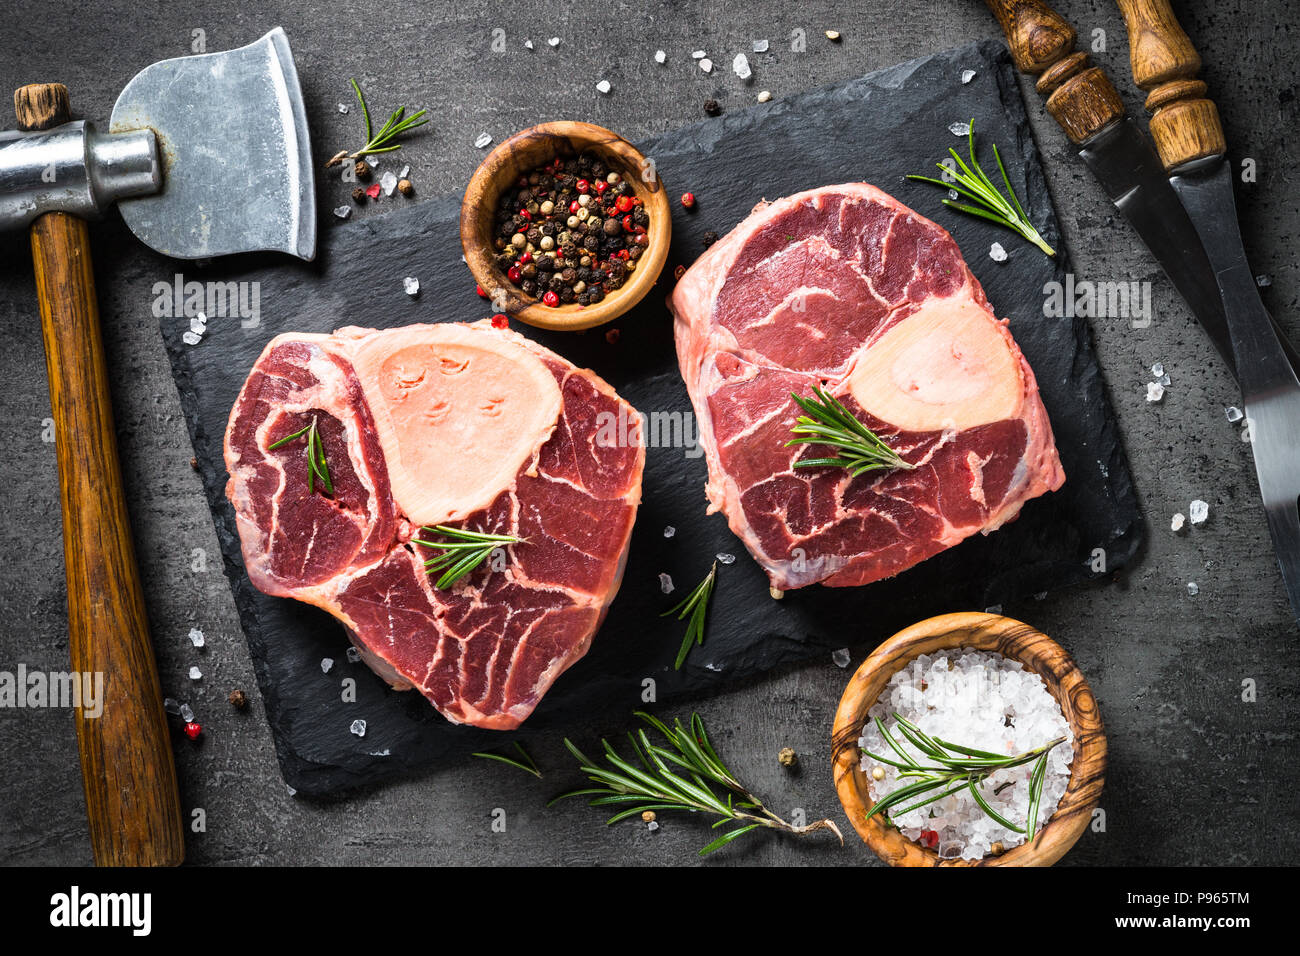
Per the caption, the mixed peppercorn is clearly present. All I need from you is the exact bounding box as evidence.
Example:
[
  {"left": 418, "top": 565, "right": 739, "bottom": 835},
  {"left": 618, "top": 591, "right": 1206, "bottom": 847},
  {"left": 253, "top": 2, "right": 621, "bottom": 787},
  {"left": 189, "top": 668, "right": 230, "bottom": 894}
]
[{"left": 491, "top": 151, "right": 650, "bottom": 308}]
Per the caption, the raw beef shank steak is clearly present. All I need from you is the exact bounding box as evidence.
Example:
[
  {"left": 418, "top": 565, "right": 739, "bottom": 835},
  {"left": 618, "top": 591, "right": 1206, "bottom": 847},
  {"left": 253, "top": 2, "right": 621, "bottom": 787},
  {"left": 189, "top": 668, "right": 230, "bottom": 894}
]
[
  {"left": 224, "top": 321, "right": 644, "bottom": 729},
  {"left": 671, "top": 183, "right": 1064, "bottom": 590}
]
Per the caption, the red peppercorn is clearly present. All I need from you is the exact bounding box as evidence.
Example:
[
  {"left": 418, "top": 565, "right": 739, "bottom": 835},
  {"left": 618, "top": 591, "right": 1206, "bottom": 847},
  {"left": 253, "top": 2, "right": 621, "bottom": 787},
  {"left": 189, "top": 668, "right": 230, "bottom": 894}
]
[
  {"left": 476, "top": 284, "right": 489, "bottom": 298},
  {"left": 605, "top": 328, "right": 621, "bottom": 344},
  {"left": 576, "top": 178, "right": 591, "bottom": 193},
  {"left": 518, "top": 251, "right": 532, "bottom": 264},
  {"left": 183, "top": 721, "right": 202, "bottom": 740},
  {"left": 365, "top": 183, "right": 382, "bottom": 199},
  {"left": 518, "top": 209, "right": 531, "bottom": 221},
  {"left": 507, "top": 266, "right": 522, "bottom": 283},
  {"left": 919, "top": 829, "right": 939, "bottom": 849},
  {"left": 616, "top": 195, "right": 635, "bottom": 213},
  {"left": 568, "top": 200, "right": 581, "bottom": 214},
  {"left": 674, "top": 264, "right": 687, "bottom": 280},
  {"left": 491, "top": 314, "right": 509, "bottom": 329},
  {"left": 681, "top": 192, "right": 696, "bottom": 209},
  {"left": 543, "top": 290, "right": 560, "bottom": 307},
  {"left": 622, "top": 214, "right": 636, "bottom": 232},
  {"left": 595, "top": 180, "right": 609, "bottom": 194}
]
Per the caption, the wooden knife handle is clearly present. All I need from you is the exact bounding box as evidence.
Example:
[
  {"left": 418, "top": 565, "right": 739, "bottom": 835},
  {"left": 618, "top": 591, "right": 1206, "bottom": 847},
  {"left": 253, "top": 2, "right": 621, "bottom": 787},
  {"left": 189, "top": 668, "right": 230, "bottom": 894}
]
[
  {"left": 15, "top": 83, "right": 185, "bottom": 867},
  {"left": 1113, "top": 0, "right": 1227, "bottom": 170},
  {"left": 983, "top": 0, "right": 1126, "bottom": 144}
]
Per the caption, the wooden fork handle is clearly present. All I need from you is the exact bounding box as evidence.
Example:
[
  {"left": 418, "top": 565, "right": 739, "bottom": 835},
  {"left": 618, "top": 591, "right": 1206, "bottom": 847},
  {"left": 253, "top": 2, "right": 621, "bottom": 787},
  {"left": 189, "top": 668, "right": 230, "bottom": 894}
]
[
  {"left": 15, "top": 83, "right": 184, "bottom": 867},
  {"left": 1113, "top": 0, "right": 1227, "bottom": 171},
  {"left": 983, "top": 0, "right": 1126, "bottom": 144}
]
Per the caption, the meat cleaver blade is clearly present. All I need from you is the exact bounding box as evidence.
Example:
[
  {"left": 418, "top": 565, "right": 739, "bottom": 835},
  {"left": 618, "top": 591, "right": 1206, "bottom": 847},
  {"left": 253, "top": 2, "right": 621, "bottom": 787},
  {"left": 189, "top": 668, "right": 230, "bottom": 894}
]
[{"left": 109, "top": 27, "right": 316, "bottom": 261}]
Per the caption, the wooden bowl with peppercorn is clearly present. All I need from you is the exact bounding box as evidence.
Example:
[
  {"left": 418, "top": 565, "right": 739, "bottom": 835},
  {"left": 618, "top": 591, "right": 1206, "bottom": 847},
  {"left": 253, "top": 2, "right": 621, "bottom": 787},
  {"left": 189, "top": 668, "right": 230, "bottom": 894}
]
[
  {"left": 831, "top": 612, "right": 1106, "bottom": 867},
  {"left": 460, "top": 121, "right": 671, "bottom": 331}
]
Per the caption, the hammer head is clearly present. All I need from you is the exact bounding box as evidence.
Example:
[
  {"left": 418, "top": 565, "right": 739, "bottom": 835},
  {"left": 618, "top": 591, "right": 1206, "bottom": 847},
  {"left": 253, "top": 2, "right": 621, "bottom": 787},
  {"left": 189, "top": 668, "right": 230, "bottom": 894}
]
[{"left": 109, "top": 27, "right": 316, "bottom": 261}]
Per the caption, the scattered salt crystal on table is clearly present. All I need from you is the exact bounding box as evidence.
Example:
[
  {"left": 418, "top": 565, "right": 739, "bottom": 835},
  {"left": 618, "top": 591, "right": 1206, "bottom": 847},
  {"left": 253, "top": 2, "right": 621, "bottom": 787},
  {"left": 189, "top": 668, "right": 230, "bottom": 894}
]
[
  {"left": 832, "top": 648, "right": 851, "bottom": 668},
  {"left": 332, "top": 205, "right": 351, "bottom": 220},
  {"left": 1158, "top": 373, "right": 1171, "bottom": 386},
  {"left": 350, "top": 719, "right": 367, "bottom": 737},
  {"left": 961, "top": 69, "right": 977, "bottom": 83},
  {"left": 989, "top": 242, "right": 1007, "bottom": 262},
  {"left": 403, "top": 276, "right": 420, "bottom": 297},
  {"left": 337, "top": 103, "right": 350, "bottom": 114},
  {"left": 380, "top": 171, "right": 398, "bottom": 196},
  {"left": 399, "top": 165, "right": 410, "bottom": 179},
  {"left": 985, "top": 604, "right": 1002, "bottom": 614},
  {"left": 179, "top": 703, "right": 194, "bottom": 722},
  {"left": 1187, "top": 581, "right": 1200, "bottom": 596},
  {"left": 753, "top": 39, "right": 769, "bottom": 53},
  {"left": 1152, "top": 361, "right": 1164, "bottom": 377},
  {"left": 596, "top": 79, "right": 611, "bottom": 94},
  {"left": 524, "top": 39, "right": 534, "bottom": 50},
  {"left": 321, "top": 657, "right": 334, "bottom": 674},
  {"left": 949, "top": 121, "right": 971, "bottom": 136},
  {"left": 699, "top": 58, "right": 714, "bottom": 73},
  {"left": 715, "top": 552, "right": 735, "bottom": 565},
  {"left": 182, "top": 330, "right": 202, "bottom": 346},
  {"left": 1146, "top": 382, "right": 1165, "bottom": 402},
  {"left": 733, "top": 53, "right": 752, "bottom": 80},
  {"left": 663, "top": 525, "right": 676, "bottom": 538},
  {"left": 474, "top": 132, "right": 492, "bottom": 149},
  {"left": 654, "top": 49, "right": 666, "bottom": 64},
  {"left": 692, "top": 50, "right": 707, "bottom": 59},
  {"left": 346, "top": 647, "right": 361, "bottom": 663},
  {"left": 948, "top": 188, "right": 959, "bottom": 200},
  {"left": 287, "top": 785, "right": 297, "bottom": 797},
  {"left": 164, "top": 698, "right": 181, "bottom": 716},
  {"left": 659, "top": 573, "right": 675, "bottom": 595},
  {"left": 1189, "top": 499, "right": 1209, "bottom": 524},
  {"left": 1256, "top": 274, "right": 1272, "bottom": 288},
  {"left": 548, "top": 37, "right": 560, "bottom": 47},
  {"left": 1225, "top": 405, "right": 1243, "bottom": 423},
  {"left": 647, "top": 820, "right": 660, "bottom": 831},
  {"left": 188, "top": 666, "right": 202, "bottom": 681},
  {"left": 757, "top": 90, "right": 772, "bottom": 103},
  {"left": 188, "top": 627, "right": 205, "bottom": 648},
  {"left": 1171, "top": 512, "right": 1186, "bottom": 532}
]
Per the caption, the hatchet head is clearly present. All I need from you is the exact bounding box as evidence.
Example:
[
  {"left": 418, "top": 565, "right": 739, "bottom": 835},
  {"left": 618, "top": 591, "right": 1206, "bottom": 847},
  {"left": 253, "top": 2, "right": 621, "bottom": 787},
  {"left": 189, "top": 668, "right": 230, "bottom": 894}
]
[
  {"left": 0, "top": 28, "right": 315, "bottom": 261},
  {"left": 110, "top": 27, "right": 316, "bottom": 260}
]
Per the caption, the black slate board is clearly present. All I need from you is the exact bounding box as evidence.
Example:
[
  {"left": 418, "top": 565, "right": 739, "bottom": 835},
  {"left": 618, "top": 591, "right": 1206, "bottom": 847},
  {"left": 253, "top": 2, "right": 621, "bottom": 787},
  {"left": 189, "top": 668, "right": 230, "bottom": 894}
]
[{"left": 161, "top": 40, "right": 1142, "bottom": 796}]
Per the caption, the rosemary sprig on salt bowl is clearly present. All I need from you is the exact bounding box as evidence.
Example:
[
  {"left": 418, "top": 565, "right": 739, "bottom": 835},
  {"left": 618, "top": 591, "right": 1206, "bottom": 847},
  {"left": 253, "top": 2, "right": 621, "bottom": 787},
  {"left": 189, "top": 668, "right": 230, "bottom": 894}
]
[{"left": 830, "top": 611, "right": 1106, "bottom": 866}]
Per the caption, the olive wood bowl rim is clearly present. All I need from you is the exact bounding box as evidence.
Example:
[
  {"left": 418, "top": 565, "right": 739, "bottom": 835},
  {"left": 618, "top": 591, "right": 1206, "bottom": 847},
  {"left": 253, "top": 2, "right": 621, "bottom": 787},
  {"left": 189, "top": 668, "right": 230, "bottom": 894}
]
[
  {"left": 459, "top": 121, "right": 671, "bottom": 332},
  {"left": 831, "top": 611, "right": 1106, "bottom": 867}
]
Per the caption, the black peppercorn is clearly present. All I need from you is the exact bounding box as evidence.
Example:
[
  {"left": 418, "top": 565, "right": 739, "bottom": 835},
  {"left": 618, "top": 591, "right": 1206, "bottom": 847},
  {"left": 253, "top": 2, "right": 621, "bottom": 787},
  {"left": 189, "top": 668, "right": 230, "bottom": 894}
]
[
  {"left": 704, "top": 99, "right": 722, "bottom": 116},
  {"left": 351, "top": 187, "right": 367, "bottom": 204}
]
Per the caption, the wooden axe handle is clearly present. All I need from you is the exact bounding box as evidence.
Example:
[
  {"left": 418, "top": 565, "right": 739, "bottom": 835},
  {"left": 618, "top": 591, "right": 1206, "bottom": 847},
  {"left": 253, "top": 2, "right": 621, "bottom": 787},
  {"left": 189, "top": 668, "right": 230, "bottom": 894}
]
[
  {"left": 983, "top": 0, "right": 1127, "bottom": 144},
  {"left": 1113, "top": 0, "right": 1227, "bottom": 171},
  {"left": 15, "top": 83, "right": 184, "bottom": 867}
]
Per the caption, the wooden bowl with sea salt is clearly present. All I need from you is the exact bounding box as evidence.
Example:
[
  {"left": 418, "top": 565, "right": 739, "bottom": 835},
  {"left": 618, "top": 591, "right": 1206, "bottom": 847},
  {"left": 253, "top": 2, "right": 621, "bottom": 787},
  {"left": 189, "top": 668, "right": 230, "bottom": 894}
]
[
  {"left": 460, "top": 121, "right": 672, "bottom": 332},
  {"left": 831, "top": 612, "right": 1106, "bottom": 867}
]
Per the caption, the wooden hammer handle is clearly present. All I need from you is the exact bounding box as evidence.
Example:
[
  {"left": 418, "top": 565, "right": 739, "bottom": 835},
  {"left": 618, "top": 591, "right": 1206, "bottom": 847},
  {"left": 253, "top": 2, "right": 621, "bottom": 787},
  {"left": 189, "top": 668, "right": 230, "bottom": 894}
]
[
  {"left": 1114, "top": 0, "right": 1227, "bottom": 171},
  {"left": 15, "top": 83, "right": 184, "bottom": 867},
  {"left": 983, "top": 0, "right": 1127, "bottom": 144}
]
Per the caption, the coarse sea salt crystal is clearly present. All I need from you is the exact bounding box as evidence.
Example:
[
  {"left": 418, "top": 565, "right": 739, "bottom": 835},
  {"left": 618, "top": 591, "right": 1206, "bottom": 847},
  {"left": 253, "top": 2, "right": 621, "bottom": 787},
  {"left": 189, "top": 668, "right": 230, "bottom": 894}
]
[
  {"left": 350, "top": 719, "right": 367, "bottom": 737},
  {"left": 659, "top": 573, "right": 675, "bottom": 594},
  {"left": 716, "top": 552, "right": 735, "bottom": 565},
  {"left": 663, "top": 525, "right": 676, "bottom": 538},
  {"left": 548, "top": 37, "right": 560, "bottom": 47},
  {"left": 403, "top": 276, "right": 420, "bottom": 296},
  {"left": 188, "top": 627, "right": 205, "bottom": 648},
  {"left": 1171, "top": 512, "right": 1186, "bottom": 532},
  {"left": 524, "top": 39, "right": 534, "bottom": 50},
  {"left": 1187, "top": 581, "right": 1200, "bottom": 596},
  {"left": 188, "top": 666, "right": 202, "bottom": 681},
  {"left": 380, "top": 171, "right": 398, "bottom": 196},
  {"left": 733, "top": 53, "right": 752, "bottom": 80},
  {"left": 321, "top": 657, "right": 334, "bottom": 674},
  {"left": 949, "top": 121, "right": 971, "bottom": 136},
  {"left": 832, "top": 648, "right": 851, "bottom": 668},
  {"left": 474, "top": 132, "right": 492, "bottom": 149},
  {"left": 179, "top": 703, "right": 195, "bottom": 722},
  {"left": 692, "top": 50, "right": 707, "bottom": 59},
  {"left": 654, "top": 49, "right": 666, "bottom": 64},
  {"left": 961, "top": 69, "right": 977, "bottom": 83},
  {"left": 1225, "top": 405, "right": 1244, "bottom": 423},
  {"left": 164, "top": 698, "right": 181, "bottom": 715},
  {"left": 989, "top": 242, "right": 1007, "bottom": 262},
  {"left": 1146, "top": 382, "right": 1165, "bottom": 402},
  {"left": 1256, "top": 274, "right": 1272, "bottom": 288},
  {"left": 757, "top": 90, "right": 772, "bottom": 103},
  {"left": 338, "top": 103, "right": 350, "bottom": 114},
  {"left": 1189, "top": 499, "right": 1209, "bottom": 524},
  {"left": 346, "top": 646, "right": 361, "bottom": 663},
  {"left": 399, "top": 165, "right": 410, "bottom": 179},
  {"left": 1152, "top": 361, "right": 1164, "bottom": 377},
  {"left": 332, "top": 205, "right": 351, "bottom": 220},
  {"left": 753, "top": 39, "right": 769, "bottom": 53},
  {"left": 1159, "top": 373, "right": 1171, "bottom": 386},
  {"left": 699, "top": 58, "right": 714, "bottom": 73},
  {"left": 596, "top": 79, "right": 611, "bottom": 94},
  {"left": 985, "top": 604, "right": 1003, "bottom": 614},
  {"left": 647, "top": 820, "right": 660, "bottom": 831}
]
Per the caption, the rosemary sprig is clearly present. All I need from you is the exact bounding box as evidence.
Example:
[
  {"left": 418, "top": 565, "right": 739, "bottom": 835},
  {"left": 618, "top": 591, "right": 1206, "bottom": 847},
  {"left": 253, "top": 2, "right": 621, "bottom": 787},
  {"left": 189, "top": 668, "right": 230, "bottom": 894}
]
[
  {"left": 862, "top": 713, "right": 1066, "bottom": 842},
  {"left": 411, "top": 525, "right": 522, "bottom": 589},
  {"left": 551, "top": 711, "right": 843, "bottom": 856},
  {"left": 786, "top": 386, "right": 914, "bottom": 477},
  {"left": 907, "top": 119, "right": 1055, "bottom": 258},
  {"left": 267, "top": 415, "right": 333, "bottom": 495},
  {"left": 472, "top": 742, "right": 541, "bottom": 778},
  {"left": 661, "top": 563, "right": 717, "bottom": 670},
  {"left": 325, "top": 78, "right": 429, "bottom": 167}
]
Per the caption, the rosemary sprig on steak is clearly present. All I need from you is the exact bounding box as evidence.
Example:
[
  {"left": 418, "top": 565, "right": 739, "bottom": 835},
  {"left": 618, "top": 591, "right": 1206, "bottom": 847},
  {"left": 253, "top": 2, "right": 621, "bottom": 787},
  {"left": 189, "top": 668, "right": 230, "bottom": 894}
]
[
  {"left": 267, "top": 415, "right": 334, "bottom": 495},
  {"left": 551, "top": 711, "right": 843, "bottom": 856},
  {"left": 862, "top": 713, "right": 1067, "bottom": 840},
  {"left": 786, "top": 386, "right": 914, "bottom": 476},
  {"left": 907, "top": 119, "right": 1055, "bottom": 258},
  {"left": 472, "top": 741, "right": 542, "bottom": 778},
  {"left": 662, "top": 562, "right": 717, "bottom": 670},
  {"left": 412, "top": 525, "right": 521, "bottom": 589}
]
